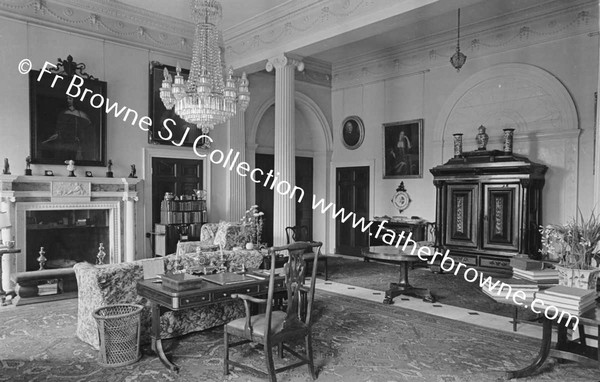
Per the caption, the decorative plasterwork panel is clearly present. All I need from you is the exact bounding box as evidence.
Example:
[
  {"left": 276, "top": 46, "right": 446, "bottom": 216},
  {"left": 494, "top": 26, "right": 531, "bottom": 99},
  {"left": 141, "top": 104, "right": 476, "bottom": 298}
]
[
  {"left": 225, "top": 0, "right": 439, "bottom": 69},
  {"left": 332, "top": 2, "right": 597, "bottom": 90},
  {"left": 435, "top": 63, "right": 577, "bottom": 141},
  {"left": 434, "top": 63, "right": 580, "bottom": 224},
  {"left": 0, "top": 0, "right": 193, "bottom": 56}
]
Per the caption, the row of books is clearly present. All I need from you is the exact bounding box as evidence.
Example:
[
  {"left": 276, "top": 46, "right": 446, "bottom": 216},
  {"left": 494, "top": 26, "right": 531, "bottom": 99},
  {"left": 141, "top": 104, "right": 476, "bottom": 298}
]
[
  {"left": 512, "top": 267, "right": 558, "bottom": 283},
  {"left": 535, "top": 286, "right": 597, "bottom": 315},
  {"left": 481, "top": 278, "right": 539, "bottom": 301},
  {"left": 160, "top": 210, "right": 207, "bottom": 225},
  {"left": 160, "top": 200, "right": 207, "bottom": 212}
]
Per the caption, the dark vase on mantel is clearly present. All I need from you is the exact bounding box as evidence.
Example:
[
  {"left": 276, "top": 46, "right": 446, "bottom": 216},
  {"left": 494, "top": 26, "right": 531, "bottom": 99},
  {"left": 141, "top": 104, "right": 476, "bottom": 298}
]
[{"left": 476, "top": 125, "right": 489, "bottom": 150}]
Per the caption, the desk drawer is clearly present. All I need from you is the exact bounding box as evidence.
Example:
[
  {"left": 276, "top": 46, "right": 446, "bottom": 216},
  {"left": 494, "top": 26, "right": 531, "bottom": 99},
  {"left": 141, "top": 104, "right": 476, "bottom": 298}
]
[
  {"left": 214, "top": 285, "right": 260, "bottom": 301},
  {"left": 178, "top": 293, "right": 211, "bottom": 308},
  {"left": 259, "top": 280, "right": 285, "bottom": 292}
]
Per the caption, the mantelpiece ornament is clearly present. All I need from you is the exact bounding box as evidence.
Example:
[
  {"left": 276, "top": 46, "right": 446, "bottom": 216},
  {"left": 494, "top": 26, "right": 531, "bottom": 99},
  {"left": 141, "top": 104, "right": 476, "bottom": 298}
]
[{"left": 51, "top": 181, "right": 91, "bottom": 197}]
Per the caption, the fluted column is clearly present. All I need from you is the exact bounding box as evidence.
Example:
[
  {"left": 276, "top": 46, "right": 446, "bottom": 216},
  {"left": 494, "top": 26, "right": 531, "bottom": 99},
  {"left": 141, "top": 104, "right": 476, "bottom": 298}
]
[
  {"left": 227, "top": 111, "right": 247, "bottom": 221},
  {"left": 266, "top": 54, "right": 304, "bottom": 246}
]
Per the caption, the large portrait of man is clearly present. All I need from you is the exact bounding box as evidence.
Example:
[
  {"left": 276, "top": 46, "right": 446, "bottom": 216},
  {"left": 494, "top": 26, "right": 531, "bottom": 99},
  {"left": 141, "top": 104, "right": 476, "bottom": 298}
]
[{"left": 29, "top": 70, "right": 107, "bottom": 166}]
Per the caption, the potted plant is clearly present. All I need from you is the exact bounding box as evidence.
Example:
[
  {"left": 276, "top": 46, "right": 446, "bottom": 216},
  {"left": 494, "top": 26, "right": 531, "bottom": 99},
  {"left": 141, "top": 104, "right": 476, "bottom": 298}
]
[
  {"left": 240, "top": 205, "right": 264, "bottom": 249},
  {"left": 539, "top": 209, "right": 600, "bottom": 291}
]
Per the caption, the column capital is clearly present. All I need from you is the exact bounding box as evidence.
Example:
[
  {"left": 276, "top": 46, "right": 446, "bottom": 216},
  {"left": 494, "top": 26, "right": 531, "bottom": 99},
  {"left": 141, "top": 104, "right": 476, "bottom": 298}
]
[{"left": 266, "top": 54, "right": 304, "bottom": 72}]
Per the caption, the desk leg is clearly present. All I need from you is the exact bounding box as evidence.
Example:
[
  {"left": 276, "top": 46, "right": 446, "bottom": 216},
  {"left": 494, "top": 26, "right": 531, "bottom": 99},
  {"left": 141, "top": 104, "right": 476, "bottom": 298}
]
[
  {"left": 505, "top": 318, "right": 553, "bottom": 379},
  {"left": 150, "top": 302, "right": 179, "bottom": 373},
  {"left": 383, "top": 263, "right": 435, "bottom": 304}
]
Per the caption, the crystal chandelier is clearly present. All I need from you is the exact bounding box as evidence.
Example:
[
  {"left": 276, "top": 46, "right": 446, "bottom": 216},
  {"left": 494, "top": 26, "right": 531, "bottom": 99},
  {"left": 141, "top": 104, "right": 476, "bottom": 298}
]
[
  {"left": 450, "top": 8, "right": 467, "bottom": 72},
  {"left": 159, "top": 0, "right": 250, "bottom": 133}
]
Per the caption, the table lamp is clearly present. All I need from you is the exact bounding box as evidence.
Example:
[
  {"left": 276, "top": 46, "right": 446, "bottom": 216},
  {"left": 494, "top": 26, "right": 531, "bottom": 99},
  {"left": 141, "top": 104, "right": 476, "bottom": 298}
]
[{"left": 0, "top": 211, "right": 12, "bottom": 246}]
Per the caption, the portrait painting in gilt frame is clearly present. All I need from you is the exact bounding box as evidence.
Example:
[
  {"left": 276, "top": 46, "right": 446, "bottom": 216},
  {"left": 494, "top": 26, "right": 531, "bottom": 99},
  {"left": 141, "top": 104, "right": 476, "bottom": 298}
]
[
  {"left": 341, "top": 116, "right": 365, "bottom": 150},
  {"left": 148, "top": 61, "right": 210, "bottom": 148},
  {"left": 29, "top": 57, "right": 107, "bottom": 166},
  {"left": 382, "top": 119, "right": 423, "bottom": 179}
]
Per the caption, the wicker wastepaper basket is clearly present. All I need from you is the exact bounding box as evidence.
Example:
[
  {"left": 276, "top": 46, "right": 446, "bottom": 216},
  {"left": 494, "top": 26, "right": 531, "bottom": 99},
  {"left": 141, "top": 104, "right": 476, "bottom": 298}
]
[{"left": 93, "top": 304, "right": 143, "bottom": 367}]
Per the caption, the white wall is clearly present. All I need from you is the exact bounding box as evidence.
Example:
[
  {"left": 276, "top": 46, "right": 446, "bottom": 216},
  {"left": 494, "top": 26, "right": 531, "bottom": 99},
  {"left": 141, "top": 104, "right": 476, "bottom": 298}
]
[{"left": 330, "top": 31, "right": 598, "bottom": 254}]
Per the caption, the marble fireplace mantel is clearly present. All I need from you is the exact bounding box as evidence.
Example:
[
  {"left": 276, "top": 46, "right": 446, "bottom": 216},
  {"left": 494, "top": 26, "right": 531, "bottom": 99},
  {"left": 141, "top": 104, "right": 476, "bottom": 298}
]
[{"left": 0, "top": 175, "right": 142, "bottom": 293}]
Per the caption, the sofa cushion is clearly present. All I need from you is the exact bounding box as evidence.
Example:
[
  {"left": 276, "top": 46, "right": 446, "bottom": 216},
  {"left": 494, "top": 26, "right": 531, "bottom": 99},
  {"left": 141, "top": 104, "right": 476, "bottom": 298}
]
[
  {"left": 213, "top": 221, "right": 232, "bottom": 248},
  {"left": 175, "top": 241, "right": 219, "bottom": 258}
]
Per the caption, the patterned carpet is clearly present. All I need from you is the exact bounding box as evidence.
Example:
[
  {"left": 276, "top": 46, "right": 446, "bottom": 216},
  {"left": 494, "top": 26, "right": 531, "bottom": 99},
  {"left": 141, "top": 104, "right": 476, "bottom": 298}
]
[{"left": 1, "top": 289, "right": 599, "bottom": 381}]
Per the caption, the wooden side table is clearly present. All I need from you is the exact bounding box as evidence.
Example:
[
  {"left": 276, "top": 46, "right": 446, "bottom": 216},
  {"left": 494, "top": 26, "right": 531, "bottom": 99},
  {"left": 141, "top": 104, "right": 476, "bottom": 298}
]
[{"left": 0, "top": 247, "right": 21, "bottom": 305}]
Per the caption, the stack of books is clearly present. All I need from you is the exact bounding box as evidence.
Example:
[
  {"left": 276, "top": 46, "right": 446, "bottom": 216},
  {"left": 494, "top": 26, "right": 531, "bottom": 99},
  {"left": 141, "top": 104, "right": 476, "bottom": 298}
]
[
  {"left": 481, "top": 278, "right": 539, "bottom": 302},
  {"left": 512, "top": 268, "right": 559, "bottom": 284},
  {"left": 510, "top": 256, "right": 544, "bottom": 270},
  {"left": 535, "top": 286, "right": 598, "bottom": 315}
]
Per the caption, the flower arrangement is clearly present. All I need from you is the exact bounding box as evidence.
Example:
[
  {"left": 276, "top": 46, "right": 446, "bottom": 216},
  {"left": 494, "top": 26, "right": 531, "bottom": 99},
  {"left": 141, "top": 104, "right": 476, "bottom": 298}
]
[
  {"left": 539, "top": 209, "right": 600, "bottom": 270},
  {"left": 240, "top": 205, "right": 265, "bottom": 245}
]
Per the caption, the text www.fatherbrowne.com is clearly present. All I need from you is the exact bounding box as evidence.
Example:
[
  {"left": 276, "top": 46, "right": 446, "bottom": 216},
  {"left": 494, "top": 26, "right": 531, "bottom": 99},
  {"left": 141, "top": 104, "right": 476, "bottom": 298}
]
[
  {"left": 370, "top": 221, "right": 581, "bottom": 328},
  {"left": 20, "top": 59, "right": 579, "bottom": 328}
]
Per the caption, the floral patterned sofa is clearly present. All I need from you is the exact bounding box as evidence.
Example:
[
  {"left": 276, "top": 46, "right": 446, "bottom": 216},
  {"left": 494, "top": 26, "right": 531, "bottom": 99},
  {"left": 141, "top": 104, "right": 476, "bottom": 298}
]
[{"left": 74, "top": 245, "right": 263, "bottom": 350}]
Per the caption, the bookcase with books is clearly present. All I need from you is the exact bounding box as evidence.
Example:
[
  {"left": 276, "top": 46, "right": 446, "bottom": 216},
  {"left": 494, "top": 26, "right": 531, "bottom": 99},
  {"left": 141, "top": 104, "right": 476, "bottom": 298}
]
[{"left": 154, "top": 198, "right": 208, "bottom": 256}]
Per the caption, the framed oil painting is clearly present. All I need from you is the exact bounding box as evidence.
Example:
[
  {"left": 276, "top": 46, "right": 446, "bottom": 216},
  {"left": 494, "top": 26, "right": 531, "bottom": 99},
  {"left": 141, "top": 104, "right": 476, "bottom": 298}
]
[
  {"left": 382, "top": 119, "right": 423, "bottom": 179},
  {"left": 29, "top": 62, "right": 107, "bottom": 166},
  {"left": 341, "top": 116, "right": 365, "bottom": 150},
  {"left": 148, "top": 61, "right": 209, "bottom": 148}
]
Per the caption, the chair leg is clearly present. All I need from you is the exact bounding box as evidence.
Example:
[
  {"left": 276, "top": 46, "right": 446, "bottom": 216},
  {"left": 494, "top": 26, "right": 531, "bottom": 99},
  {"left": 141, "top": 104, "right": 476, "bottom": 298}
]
[
  {"left": 324, "top": 257, "right": 328, "bottom": 281},
  {"left": 265, "top": 343, "right": 277, "bottom": 382},
  {"left": 306, "top": 332, "right": 317, "bottom": 379},
  {"left": 278, "top": 342, "right": 284, "bottom": 359},
  {"left": 223, "top": 329, "right": 229, "bottom": 375}
]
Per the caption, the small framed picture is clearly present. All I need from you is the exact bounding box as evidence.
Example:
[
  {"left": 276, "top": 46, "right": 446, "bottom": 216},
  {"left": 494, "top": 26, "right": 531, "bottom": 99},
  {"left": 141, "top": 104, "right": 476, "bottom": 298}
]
[
  {"left": 85, "top": 171, "right": 93, "bottom": 177},
  {"left": 341, "top": 116, "right": 365, "bottom": 150},
  {"left": 44, "top": 170, "right": 54, "bottom": 176}
]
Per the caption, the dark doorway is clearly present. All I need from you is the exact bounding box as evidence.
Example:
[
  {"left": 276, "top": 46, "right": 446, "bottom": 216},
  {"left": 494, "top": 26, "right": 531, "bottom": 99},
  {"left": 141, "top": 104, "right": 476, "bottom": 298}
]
[
  {"left": 151, "top": 157, "right": 204, "bottom": 226},
  {"left": 255, "top": 154, "right": 313, "bottom": 246},
  {"left": 335, "top": 166, "right": 370, "bottom": 256}
]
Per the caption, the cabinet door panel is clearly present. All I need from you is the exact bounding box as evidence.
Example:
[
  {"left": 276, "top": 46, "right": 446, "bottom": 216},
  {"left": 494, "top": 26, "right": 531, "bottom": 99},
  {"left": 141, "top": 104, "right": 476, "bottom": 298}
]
[
  {"left": 445, "top": 184, "right": 478, "bottom": 248},
  {"left": 483, "top": 184, "right": 519, "bottom": 251}
]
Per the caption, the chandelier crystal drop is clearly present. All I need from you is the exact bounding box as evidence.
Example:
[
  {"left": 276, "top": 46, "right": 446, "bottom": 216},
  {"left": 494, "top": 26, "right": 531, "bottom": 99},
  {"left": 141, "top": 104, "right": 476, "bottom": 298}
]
[
  {"left": 450, "top": 8, "right": 467, "bottom": 72},
  {"left": 159, "top": 0, "right": 250, "bottom": 133}
]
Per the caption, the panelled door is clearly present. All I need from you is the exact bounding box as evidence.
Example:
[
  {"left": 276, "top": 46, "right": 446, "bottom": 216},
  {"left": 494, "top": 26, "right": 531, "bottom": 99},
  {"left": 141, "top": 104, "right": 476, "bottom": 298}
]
[
  {"left": 254, "top": 154, "right": 313, "bottom": 247},
  {"left": 335, "top": 166, "right": 369, "bottom": 256},
  {"left": 482, "top": 183, "right": 520, "bottom": 252},
  {"left": 151, "top": 157, "right": 204, "bottom": 226},
  {"left": 445, "top": 183, "right": 479, "bottom": 248}
]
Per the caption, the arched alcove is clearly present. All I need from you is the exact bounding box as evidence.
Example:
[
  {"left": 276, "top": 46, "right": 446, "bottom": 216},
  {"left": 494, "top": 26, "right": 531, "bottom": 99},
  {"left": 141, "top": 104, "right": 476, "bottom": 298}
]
[
  {"left": 247, "top": 92, "right": 332, "bottom": 248},
  {"left": 434, "top": 63, "right": 580, "bottom": 224}
]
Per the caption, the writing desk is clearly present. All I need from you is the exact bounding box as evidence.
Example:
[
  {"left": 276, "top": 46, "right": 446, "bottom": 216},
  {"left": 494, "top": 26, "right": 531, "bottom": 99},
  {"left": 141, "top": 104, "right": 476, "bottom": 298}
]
[{"left": 137, "top": 274, "right": 285, "bottom": 373}]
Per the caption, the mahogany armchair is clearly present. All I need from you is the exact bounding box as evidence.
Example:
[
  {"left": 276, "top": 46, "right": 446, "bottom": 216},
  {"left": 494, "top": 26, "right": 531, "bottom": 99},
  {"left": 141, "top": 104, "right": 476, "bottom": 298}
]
[
  {"left": 223, "top": 241, "right": 322, "bottom": 381},
  {"left": 285, "top": 226, "right": 328, "bottom": 280}
]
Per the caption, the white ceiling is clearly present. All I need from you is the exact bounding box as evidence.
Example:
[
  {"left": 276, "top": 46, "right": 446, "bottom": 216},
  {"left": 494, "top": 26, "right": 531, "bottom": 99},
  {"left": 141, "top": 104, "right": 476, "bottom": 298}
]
[{"left": 115, "top": 0, "right": 580, "bottom": 66}]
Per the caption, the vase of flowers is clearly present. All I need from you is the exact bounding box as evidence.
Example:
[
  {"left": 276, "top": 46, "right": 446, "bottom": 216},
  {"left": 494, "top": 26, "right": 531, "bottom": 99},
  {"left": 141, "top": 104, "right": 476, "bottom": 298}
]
[
  {"left": 240, "top": 205, "right": 265, "bottom": 247},
  {"left": 539, "top": 209, "right": 600, "bottom": 291}
]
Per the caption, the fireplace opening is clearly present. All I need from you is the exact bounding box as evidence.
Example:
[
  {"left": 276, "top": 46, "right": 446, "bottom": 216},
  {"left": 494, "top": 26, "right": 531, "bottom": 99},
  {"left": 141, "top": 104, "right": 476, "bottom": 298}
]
[{"left": 26, "top": 209, "right": 110, "bottom": 271}]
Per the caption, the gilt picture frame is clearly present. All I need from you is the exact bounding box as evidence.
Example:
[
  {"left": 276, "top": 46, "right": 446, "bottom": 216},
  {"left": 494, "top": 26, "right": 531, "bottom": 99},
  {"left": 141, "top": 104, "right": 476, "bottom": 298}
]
[
  {"left": 382, "top": 119, "right": 423, "bottom": 179},
  {"left": 341, "top": 116, "right": 365, "bottom": 150},
  {"left": 148, "top": 61, "right": 210, "bottom": 148},
  {"left": 29, "top": 66, "right": 107, "bottom": 166}
]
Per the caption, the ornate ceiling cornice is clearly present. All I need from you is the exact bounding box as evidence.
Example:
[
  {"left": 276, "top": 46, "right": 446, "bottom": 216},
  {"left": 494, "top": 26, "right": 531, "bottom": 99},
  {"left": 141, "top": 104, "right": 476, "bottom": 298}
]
[
  {"left": 0, "top": 0, "right": 194, "bottom": 57},
  {"left": 331, "top": 0, "right": 598, "bottom": 90}
]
